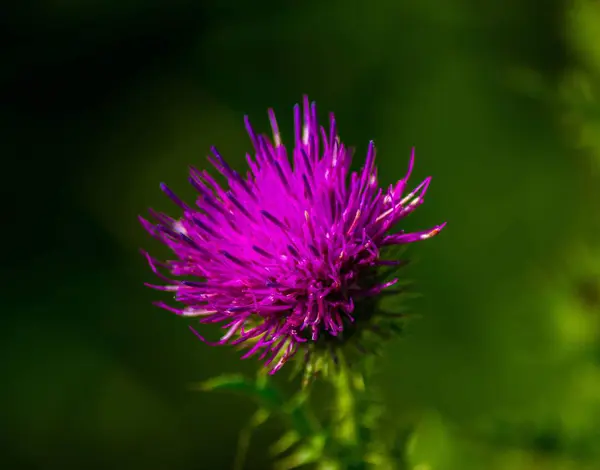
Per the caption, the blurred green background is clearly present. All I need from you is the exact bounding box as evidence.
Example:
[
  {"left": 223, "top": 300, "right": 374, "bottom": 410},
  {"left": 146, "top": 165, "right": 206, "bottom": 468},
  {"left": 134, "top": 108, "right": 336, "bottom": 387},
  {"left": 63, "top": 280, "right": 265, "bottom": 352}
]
[{"left": 4, "top": 0, "right": 600, "bottom": 469}]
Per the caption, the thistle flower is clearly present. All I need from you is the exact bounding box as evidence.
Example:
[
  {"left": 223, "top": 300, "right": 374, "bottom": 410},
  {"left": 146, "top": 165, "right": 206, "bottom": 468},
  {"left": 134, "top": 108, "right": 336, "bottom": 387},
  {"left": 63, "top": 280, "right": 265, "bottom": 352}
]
[{"left": 140, "top": 96, "right": 445, "bottom": 375}]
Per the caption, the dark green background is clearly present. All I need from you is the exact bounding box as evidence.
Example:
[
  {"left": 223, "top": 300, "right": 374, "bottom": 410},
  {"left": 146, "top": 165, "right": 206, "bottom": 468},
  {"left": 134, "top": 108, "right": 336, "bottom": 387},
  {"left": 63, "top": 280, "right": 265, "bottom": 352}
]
[{"left": 4, "top": 1, "right": 600, "bottom": 469}]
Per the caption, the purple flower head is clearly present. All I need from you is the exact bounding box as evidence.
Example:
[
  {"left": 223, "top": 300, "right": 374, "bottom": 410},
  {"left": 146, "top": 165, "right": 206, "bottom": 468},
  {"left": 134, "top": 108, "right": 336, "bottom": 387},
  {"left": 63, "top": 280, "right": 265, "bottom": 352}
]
[{"left": 140, "top": 96, "right": 445, "bottom": 375}]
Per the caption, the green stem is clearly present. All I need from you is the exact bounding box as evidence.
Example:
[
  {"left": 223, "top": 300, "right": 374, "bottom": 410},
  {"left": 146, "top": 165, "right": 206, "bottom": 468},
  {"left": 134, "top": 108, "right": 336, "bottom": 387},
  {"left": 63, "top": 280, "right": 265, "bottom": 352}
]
[
  {"left": 332, "top": 361, "right": 358, "bottom": 445},
  {"left": 329, "top": 352, "right": 369, "bottom": 469}
]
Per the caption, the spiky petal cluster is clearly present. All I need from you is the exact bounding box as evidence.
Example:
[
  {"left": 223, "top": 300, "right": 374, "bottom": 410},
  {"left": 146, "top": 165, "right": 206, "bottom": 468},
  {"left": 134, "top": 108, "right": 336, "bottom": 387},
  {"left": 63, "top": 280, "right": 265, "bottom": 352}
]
[{"left": 140, "top": 96, "right": 445, "bottom": 373}]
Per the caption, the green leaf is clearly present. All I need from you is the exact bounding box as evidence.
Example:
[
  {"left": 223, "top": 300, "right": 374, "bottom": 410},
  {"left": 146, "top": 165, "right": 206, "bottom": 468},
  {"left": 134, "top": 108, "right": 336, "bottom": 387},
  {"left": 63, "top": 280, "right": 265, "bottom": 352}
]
[
  {"left": 192, "top": 374, "right": 250, "bottom": 391},
  {"left": 190, "top": 374, "right": 285, "bottom": 410}
]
